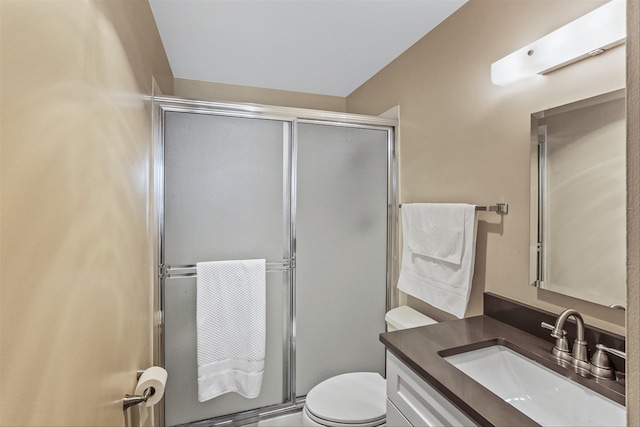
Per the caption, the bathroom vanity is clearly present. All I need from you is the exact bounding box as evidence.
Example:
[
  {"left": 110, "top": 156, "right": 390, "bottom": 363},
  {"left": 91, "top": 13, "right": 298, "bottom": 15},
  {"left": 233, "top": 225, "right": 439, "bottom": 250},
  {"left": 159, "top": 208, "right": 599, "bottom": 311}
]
[{"left": 380, "top": 294, "right": 626, "bottom": 426}]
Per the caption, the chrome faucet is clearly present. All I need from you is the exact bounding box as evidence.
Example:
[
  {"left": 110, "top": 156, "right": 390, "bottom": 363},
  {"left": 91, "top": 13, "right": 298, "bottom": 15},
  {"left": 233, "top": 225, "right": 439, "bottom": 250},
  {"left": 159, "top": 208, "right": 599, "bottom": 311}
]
[
  {"left": 542, "top": 309, "right": 627, "bottom": 380},
  {"left": 541, "top": 309, "right": 590, "bottom": 370}
]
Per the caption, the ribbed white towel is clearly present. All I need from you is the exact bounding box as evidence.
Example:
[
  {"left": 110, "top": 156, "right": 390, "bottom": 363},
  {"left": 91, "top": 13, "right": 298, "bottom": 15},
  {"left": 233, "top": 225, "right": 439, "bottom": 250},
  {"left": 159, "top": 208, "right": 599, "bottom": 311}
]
[
  {"left": 196, "top": 259, "right": 266, "bottom": 402},
  {"left": 397, "top": 204, "right": 478, "bottom": 319}
]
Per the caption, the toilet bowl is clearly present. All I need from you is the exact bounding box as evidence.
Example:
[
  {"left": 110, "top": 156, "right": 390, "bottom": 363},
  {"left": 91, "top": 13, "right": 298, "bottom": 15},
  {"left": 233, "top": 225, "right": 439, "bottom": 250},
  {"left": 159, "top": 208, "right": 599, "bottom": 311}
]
[
  {"left": 302, "top": 372, "right": 386, "bottom": 427},
  {"left": 301, "top": 306, "right": 437, "bottom": 427}
]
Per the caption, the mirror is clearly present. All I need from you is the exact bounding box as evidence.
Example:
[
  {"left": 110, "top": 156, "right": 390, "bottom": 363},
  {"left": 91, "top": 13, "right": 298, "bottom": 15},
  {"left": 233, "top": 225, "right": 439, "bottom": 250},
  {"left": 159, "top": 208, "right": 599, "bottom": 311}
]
[{"left": 530, "top": 89, "right": 626, "bottom": 309}]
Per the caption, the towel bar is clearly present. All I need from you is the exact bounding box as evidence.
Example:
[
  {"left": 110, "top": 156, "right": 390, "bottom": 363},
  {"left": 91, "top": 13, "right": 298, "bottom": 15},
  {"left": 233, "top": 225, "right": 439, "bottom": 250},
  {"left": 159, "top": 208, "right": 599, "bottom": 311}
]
[
  {"left": 476, "top": 203, "right": 509, "bottom": 215},
  {"left": 161, "top": 258, "right": 295, "bottom": 279},
  {"left": 399, "top": 203, "right": 508, "bottom": 215}
]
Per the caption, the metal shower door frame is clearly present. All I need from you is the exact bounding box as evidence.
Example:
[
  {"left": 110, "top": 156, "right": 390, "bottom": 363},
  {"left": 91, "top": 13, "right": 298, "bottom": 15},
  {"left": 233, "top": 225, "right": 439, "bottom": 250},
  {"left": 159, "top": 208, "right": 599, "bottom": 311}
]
[{"left": 151, "top": 96, "right": 398, "bottom": 426}]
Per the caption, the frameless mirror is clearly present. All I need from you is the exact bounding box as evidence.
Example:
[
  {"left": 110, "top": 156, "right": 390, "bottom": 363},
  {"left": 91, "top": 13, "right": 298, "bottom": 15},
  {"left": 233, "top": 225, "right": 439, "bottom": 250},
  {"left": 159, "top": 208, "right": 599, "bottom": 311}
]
[{"left": 530, "top": 89, "right": 626, "bottom": 309}]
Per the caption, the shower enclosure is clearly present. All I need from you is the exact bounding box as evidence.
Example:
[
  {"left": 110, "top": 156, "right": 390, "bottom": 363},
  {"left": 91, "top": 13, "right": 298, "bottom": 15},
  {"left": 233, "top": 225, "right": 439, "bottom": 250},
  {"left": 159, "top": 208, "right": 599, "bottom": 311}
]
[{"left": 153, "top": 97, "right": 397, "bottom": 426}]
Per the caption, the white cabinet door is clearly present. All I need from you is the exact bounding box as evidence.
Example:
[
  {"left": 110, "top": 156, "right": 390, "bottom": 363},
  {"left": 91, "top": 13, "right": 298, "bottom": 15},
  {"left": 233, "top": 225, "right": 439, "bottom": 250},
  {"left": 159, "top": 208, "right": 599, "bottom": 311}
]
[{"left": 386, "top": 353, "right": 477, "bottom": 427}]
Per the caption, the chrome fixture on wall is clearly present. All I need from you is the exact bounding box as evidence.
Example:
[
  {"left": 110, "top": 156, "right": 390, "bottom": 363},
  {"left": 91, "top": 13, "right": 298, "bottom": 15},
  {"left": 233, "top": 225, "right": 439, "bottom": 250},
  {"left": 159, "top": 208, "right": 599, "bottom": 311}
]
[{"left": 399, "top": 203, "right": 509, "bottom": 215}]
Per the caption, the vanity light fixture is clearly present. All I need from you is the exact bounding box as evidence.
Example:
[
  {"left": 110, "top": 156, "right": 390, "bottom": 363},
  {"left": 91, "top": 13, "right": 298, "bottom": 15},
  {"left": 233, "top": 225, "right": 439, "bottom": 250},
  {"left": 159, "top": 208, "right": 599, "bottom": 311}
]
[{"left": 491, "top": 0, "right": 626, "bottom": 86}]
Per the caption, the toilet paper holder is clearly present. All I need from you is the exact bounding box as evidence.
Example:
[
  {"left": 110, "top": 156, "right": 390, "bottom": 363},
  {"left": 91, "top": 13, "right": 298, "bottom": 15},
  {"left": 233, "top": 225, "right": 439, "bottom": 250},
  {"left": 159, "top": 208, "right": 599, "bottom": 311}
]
[{"left": 123, "top": 370, "right": 156, "bottom": 411}]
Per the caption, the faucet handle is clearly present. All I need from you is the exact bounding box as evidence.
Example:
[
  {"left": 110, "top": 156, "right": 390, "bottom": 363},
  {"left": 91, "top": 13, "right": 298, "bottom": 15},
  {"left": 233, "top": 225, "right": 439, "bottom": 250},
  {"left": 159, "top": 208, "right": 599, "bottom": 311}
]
[
  {"left": 541, "top": 322, "right": 571, "bottom": 358},
  {"left": 541, "top": 322, "right": 566, "bottom": 339},
  {"left": 589, "top": 344, "right": 622, "bottom": 380},
  {"left": 595, "top": 344, "right": 626, "bottom": 360}
]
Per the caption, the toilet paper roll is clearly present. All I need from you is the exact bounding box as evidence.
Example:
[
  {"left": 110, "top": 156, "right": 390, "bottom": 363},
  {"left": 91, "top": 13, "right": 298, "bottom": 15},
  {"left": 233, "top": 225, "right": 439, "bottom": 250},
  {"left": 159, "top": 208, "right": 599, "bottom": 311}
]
[
  {"left": 135, "top": 366, "right": 168, "bottom": 426},
  {"left": 135, "top": 366, "right": 168, "bottom": 408}
]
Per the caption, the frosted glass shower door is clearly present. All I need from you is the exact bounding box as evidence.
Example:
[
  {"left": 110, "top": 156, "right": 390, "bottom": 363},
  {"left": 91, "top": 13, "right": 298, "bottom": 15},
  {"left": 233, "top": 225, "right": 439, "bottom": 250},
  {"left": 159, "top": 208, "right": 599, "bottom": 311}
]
[
  {"left": 162, "top": 112, "right": 292, "bottom": 426},
  {"left": 295, "top": 123, "right": 390, "bottom": 396}
]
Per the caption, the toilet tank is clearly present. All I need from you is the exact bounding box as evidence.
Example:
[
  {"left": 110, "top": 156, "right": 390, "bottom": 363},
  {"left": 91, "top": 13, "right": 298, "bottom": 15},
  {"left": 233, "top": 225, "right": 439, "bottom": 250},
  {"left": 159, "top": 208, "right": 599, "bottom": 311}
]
[{"left": 385, "top": 306, "right": 437, "bottom": 332}]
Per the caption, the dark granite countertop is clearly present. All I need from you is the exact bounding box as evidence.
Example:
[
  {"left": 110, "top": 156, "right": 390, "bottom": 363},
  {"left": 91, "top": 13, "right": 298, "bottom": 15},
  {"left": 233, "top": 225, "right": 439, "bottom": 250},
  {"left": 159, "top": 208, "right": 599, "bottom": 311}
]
[{"left": 380, "top": 315, "right": 625, "bottom": 427}]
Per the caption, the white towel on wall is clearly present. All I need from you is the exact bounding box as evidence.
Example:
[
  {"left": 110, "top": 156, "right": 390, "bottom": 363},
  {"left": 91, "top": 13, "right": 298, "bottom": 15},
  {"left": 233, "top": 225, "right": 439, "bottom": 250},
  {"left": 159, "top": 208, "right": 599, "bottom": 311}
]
[
  {"left": 196, "top": 259, "right": 266, "bottom": 402},
  {"left": 397, "top": 204, "right": 478, "bottom": 319}
]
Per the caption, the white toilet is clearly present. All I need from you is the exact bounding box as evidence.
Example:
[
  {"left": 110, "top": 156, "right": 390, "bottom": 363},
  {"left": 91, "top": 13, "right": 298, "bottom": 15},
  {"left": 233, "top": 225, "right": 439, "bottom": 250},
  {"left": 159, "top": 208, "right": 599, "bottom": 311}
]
[{"left": 301, "top": 306, "right": 437, "bottom": 427}]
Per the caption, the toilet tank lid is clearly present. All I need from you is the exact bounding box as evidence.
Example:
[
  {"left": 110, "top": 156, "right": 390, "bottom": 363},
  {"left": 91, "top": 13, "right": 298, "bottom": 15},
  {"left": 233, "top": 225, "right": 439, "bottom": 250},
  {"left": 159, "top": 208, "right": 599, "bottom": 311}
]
[{"left": 385, "top": 306, "right": 437, "bottom": 330}]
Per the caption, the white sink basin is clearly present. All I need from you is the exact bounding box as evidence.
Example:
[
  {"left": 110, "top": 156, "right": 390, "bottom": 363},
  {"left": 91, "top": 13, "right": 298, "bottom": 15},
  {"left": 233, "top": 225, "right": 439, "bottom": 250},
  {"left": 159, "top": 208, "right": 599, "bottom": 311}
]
[{"left": 444, "top": 345, "right": 626, "bottom": 426}]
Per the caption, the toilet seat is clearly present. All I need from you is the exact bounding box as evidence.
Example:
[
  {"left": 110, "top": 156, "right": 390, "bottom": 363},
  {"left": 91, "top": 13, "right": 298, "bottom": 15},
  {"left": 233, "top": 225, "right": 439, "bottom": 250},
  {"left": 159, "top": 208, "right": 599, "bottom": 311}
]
[{"left": 303, "top": 372, "right": 386, "bottom": 427}]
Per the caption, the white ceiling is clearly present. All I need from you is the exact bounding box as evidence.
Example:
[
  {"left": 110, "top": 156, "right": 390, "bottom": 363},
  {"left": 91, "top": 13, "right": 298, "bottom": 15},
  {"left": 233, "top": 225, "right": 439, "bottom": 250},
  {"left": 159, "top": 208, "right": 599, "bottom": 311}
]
[{"left": 149, "top": 0, "right": 467, "bottom": 97}]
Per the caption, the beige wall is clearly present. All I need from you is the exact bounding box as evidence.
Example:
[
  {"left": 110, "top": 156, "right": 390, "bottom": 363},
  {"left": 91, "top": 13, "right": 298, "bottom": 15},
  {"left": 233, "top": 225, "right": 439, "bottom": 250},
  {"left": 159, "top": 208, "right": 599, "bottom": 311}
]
[
  {"left": 174, "top": 78, "right": 347, "bottom": 112},
  {"left": 347, "top": 0, "right": 626, "bottom": 333},
  {"left": 0, "top": 0, "right": 172, "bottom": 425},
  {"left": 626, "top": 0, "right": 639, "bottom": 423}
]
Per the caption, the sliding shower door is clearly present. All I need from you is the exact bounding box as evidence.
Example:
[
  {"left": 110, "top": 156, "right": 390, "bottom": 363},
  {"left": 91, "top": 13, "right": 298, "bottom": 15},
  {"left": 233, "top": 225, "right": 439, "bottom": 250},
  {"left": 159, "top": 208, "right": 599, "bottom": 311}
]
[
  {"left": 162, "top": 111, "right": 292, "bottom": 426},
  {"left": 156, "top": 98, "right": 396, "bottom": 427},
  {"left": 295, "top": 123, "right": 389, "bottom": 395}
]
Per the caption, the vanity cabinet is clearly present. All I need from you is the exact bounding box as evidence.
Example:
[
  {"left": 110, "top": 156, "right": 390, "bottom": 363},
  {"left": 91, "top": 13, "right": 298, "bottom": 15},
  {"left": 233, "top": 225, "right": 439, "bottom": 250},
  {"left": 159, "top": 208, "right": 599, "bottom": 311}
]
[{"left": 386, "top": 353, "right": 477, "bottom": 427}]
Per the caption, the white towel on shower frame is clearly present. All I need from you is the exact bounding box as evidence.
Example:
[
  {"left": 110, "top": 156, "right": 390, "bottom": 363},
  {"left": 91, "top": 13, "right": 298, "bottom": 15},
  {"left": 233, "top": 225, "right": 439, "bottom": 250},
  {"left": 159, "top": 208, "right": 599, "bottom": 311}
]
[
  {"left": 397, "top": 203, "right": 478, "bottom": 319},
  {"left": 196, "top": 259, "right": 266, "bottom": 402}
]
